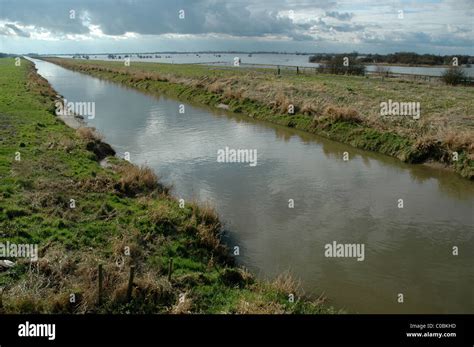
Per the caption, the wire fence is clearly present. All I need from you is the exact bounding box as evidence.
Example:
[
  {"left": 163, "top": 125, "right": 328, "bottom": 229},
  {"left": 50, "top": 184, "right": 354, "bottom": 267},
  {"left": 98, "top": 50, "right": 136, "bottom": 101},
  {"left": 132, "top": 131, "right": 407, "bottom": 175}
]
[{"left": 200, "top": 61, "right": 474, "bottom": 85}]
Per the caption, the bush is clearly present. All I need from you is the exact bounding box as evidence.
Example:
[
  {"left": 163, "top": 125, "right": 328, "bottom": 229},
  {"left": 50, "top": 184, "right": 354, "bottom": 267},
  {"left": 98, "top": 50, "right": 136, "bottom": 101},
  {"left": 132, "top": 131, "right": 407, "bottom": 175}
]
[
  {"left": 317, "top": 55, "right": 366, "bottom": 76},
  {"left": 442, "top": 67, "right": 467, "bottom": 85}
]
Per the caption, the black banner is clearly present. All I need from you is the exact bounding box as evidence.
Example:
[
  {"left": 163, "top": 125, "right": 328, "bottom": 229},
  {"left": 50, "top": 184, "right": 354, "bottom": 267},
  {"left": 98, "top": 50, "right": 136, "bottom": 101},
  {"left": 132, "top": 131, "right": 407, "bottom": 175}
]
[{"left": 0, "top": 314, "right": 472, "bottom": 346}]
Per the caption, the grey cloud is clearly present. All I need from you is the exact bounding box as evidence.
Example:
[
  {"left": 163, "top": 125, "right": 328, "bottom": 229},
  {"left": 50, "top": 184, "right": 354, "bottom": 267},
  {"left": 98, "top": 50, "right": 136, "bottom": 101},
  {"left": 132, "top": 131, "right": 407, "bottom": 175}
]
[
  {"left": 331, "top": 24, "right": 366, "bottom": 33},
  {"left": 0, "top": 26, "right": 11, "bottom": 35},
  {"left": 306, "top": 18, "right": 371, "bottom": 34},
  {"left": 359, "top": 30, "right": 474, "bottom": 49},
  {"left": 0, "top": 0, "right": 472, "bottom": 53},
  {"left": 325, "top": 11, "right": 353, "bottom": 21},
  {"left": 0, "top": 0, "right": 320, "bottom": 41},
  {"left": 0, "top": 0, "right": 91, "bottom": 35},
  {"left": 4, "top": 23, "right": 30, "bottom": 37}
]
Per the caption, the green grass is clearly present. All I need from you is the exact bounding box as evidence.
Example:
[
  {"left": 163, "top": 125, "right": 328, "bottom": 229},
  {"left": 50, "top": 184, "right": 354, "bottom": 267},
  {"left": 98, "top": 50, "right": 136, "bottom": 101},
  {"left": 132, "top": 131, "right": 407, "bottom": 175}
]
[
  {"left": 0, "top": 58, "right": 335, "bottom": 314},
  {"left": 44, "top": 57, "right": 474, "bottom": 179}
]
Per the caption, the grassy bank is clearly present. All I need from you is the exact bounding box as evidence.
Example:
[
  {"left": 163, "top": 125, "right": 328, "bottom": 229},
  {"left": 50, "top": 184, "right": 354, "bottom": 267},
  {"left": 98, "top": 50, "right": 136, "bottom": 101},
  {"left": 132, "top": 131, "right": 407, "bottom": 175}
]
[
  {"left": 44, "top": 57, "right": 474, "bottom": 179},
  {"left": 0, "top": 57, "right": 335, "bottom": 314}
]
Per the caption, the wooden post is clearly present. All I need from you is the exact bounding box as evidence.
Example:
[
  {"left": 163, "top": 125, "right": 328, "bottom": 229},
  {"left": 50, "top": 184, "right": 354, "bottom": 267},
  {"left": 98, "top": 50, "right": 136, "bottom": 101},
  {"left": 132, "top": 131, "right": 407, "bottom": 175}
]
[
  {"left": 168, "top": 258, "right": 173, "bottom": 282},
  {"left": 277, "top": 66, "right": 280, "bottom": 75},
  {"left": 296, "top": 66, "right": 299, "bottom": 74},
  {"left": 98, "top": 264, "right": 103, "bottom": 305},
  {"left": 126, "top": 265, "right": 135, "bottom": 302}
]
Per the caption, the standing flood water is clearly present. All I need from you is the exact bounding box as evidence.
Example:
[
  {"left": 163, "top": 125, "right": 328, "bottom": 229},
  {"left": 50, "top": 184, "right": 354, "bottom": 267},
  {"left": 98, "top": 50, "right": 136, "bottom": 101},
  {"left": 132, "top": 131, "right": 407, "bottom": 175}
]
[{"left": 32, "top": 58, "right": 473, "bottom": 313}]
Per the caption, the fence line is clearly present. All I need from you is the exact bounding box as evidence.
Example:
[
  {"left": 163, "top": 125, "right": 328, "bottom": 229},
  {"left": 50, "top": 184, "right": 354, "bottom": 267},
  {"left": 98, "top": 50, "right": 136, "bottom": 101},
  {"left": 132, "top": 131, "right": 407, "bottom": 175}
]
[{"left": 201, "top": 62, "right": 474, "bottom": 84}]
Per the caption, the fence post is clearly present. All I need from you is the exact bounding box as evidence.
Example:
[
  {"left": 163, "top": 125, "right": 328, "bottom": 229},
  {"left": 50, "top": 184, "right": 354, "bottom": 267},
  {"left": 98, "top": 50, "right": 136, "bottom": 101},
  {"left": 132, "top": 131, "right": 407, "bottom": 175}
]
[
  {"left": 296, "top": 66, "right": 299, "bottom": 74},
  {"left": 277, "top": 66, "right": 280, "bottom": 75},
  {"left": 98, "top": 264, "right": 103, "bottom": 305},
  {"left": 126, "top": 265, "right": 135, "bottom": 302},
  {"left": 168, "top": 258, "right": 173, "bottom": 282}
]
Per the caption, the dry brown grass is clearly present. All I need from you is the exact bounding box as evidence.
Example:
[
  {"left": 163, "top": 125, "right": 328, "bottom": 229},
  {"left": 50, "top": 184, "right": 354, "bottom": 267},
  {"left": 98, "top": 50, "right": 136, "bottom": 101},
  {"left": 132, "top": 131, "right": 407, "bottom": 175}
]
[
  {"left": 273, "top": 92, "right": 293, "bottom": 114},
  {"left": 207, "top": 80, "right": 226, "bottom": 93},
  {"left": 232, "top": 88, "right": 246, "bottom": 100},
  {"left": 236, "top": 298, "right": 286, "bottom": 314},
  {"left": 2, "top": 246, "right": 99, "bottom": 313},
  {"left": 1, "top": 240, "right": 178, "bottom": 313},
  {"left": 76, "top": 127, "right": 103, "bottom": 141},
  {"left": 414, "top": 134, "right": 440, "bottom": 152},
  {"left": 117, "top": 164, "right": 159, "bottom": 196},
  {"left": 110, "top": 230, "right": 143, "bottom": 264},
  {"left": 324, "top": 106, "right": 362, "bottom": 123},
  {"left": 272, "top": 271, "right": 301, "bottom": 296},
  {"left": 441, "top": 130, "right": 474, "bottom": 152},
  {"left": 223, "top": 87, "right": 233, "bottom": 99},
  {"left": 112, "top": 273, "right": 173, "bottom": 305},
  {"left": 183, "top": 202, "right": 230, "bottom": 259},
  {"left": 148, "top": 203, "right": 174, "bottom": 225},
  {"left": 300, "top": 101, "right": 320, "bottom": 115},
  {"left": 77, "top": 174, "right": 116, "bottom": 193},
  {"left": 26, "top": 69, "right": 57, "bottom": 101},
  {"left": 170, "top": 291, "right": 193, "bottom": 314},
  {"left": 193, "top": 203, "right": 219, "bottom": 226},
  {"left": 196, "top": 224, "right": 221, "bottom": 251}
]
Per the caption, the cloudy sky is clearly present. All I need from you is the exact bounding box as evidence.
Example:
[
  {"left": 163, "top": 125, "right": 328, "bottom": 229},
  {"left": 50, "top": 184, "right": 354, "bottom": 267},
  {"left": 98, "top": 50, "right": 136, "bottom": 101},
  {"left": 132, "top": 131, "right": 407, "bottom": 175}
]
[{"left": 0, "top": 0, "right": 473, "bottom": 54}]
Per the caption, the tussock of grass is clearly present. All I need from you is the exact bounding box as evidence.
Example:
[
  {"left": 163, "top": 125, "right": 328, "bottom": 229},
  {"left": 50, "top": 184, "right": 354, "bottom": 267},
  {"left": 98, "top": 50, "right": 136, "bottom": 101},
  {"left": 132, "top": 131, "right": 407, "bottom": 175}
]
[
  {"left": 116, "top": 164, "right": 161, "bottom": 196},
  {"left": 272, "top": 271, "right": 301, "bottom": 296},
  {"left": 442, "top": 130, "right": 474, "bottom": 152},
  {"left": 324, "top": 106, "right": 362, "bottom": 124},
  {"left": 274, "top": 92, "right": 294, "bottom": 114},
  {"left": 300, "top": 101, "right": 321, "bottom": 115},
  {"left": 76, "top": 126, "right": 103, "bottom": 141}
]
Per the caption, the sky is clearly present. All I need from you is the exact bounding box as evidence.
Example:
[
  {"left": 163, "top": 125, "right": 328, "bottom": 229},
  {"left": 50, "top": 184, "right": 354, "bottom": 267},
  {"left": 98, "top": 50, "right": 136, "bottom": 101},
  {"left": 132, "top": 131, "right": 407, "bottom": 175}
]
[{"left": 0, "top": 0, "right": 473, "bottom": 55}]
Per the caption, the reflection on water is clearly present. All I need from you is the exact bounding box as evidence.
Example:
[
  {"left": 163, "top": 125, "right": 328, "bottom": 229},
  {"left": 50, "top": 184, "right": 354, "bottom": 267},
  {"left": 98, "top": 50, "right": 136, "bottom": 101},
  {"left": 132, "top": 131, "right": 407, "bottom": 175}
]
[{"left": 33, "top": 59, "right": 474, "bottom": 313}]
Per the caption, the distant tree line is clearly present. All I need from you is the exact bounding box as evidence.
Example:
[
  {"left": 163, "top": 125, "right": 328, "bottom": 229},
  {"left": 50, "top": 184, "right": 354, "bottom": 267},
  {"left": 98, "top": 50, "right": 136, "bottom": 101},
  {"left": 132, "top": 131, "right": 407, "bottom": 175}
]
[
  {"left": 309, "top": 52, "right": 474, "bottom": 66},
  {"left": 0, "top": 52, "right": 41, "bottom": 58},
  {"left": 72, "top": 54, "right": 90, "bottom": 59},
  {"left": 316, "top": 55, "right": 366, "bottom": 76}
]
